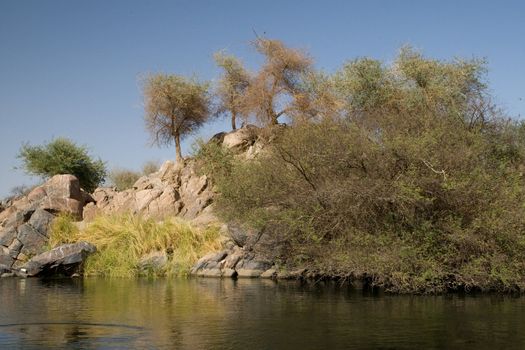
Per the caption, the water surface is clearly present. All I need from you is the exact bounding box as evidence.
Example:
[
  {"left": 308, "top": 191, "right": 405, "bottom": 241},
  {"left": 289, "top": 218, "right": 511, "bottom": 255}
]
[{"left": 0, "top": 278, "right": 523, "bottom": 349}]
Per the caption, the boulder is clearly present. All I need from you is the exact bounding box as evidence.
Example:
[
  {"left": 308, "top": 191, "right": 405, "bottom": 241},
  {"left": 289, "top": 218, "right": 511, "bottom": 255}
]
[
  {"left": 0, "top": 250, "right": 14, "bottom": 267},
  {"left": 138, "top": 251, "right": 168, "bottom": 274},
  {"left": 236, "top": 257, "right": 272, "bottom": 278},
  {"left": 28, "top": 209, "right": 55, "bottom": 237},
  {"left": 0, "top": 227, "right": 17, "bottom": 246},
  {"left": 17, "top": 223, "right": 47, "bottom": 256},
  {"left": 260, "top": 268, "right": 277, "bottom": 279},
  {"left": 20, "top": 241, "right": 96, "bottom": 277},
  {"left": 222, "top": 125, "right": 259, "bottom": 152},
  {"left": 0, "top": 174, "right": 88, "bottom": 269},
  {"left": 39, "top": 174, "right": 84, "bottom": 218},
  {"left": 226, "top": 223, "right": 254, "bottom": 247}
]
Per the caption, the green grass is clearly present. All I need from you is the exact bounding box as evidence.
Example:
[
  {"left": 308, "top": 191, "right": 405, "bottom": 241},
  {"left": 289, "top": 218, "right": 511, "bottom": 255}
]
[{"left": 50, "top": 214, "right": 223, "bottom": 277}]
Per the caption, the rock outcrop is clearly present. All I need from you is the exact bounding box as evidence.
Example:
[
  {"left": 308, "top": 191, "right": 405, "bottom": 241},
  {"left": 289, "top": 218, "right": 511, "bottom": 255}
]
[
  {"left": 82, "top": 125, "right": 263, "bottom": 225},
  {"left": 0, "top": 175, "right": 91, "bottom": 270},
  {"left": 83, "top": 159, "right": 215, "bottom": 224},
  {"left": 19, "top": 241, "right": 96, "bottom": 277},
  {"left": 190, "top": 222, "right": 284, "bottom": 279}
]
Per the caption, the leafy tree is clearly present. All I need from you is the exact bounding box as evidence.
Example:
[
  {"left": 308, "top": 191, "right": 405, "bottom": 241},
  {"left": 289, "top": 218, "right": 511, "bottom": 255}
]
[
  {"left": 200, "top": 48, "right": 525, "bottom": 293},
  {"left": 242, "top": 38, "right": 313, "bottom": 125},
  {"left": 18, "top": 138, "right": 106, "bottom": 192},
  {"left": 143, "top": 74, "right": 210, "bottom": 163},
  {"left": 214, "top": 52, "right": 251, "bottom": 130}
]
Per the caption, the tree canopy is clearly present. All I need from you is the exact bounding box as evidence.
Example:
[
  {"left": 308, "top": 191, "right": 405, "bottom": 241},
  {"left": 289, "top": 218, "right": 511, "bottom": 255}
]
[
  {"left": 18, "top": 137, "right": 106, "bottom": 192},
  {"left": 143, "top": 74, "right": 210, "bottom": 162},
  {"left": 214, "top": 52, "right": 251, "bottom": 130},
  {"left": 242, "top": 38, "right": 313, "bottom": 125},
  {"left": 198, "top": 46, "right": 525, "bottom": 293}
]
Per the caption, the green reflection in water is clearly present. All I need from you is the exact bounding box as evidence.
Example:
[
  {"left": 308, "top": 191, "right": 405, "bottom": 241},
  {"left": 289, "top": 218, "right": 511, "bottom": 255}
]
[{"left": 0, "top": 278, "right": 524, "bottom": 349}]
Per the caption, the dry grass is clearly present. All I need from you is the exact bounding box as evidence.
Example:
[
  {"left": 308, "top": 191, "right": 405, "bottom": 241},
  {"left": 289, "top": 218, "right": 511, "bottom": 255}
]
[{"left": 50, "top": 214, "right": 223, "bottom": 277}]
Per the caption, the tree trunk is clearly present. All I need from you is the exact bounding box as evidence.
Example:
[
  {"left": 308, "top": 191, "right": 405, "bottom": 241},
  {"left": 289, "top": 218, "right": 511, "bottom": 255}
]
[
  {"left": 232, "top": 113, "right": 237, "bottom": 130},
  {"left": 175, "top": 131, "right": 182, "bottom": 163},
  {"left": 231, "top": 112, "right": 237, "bottom": 131},
  {"left": 270, "top": 114, "right": 279, "bottom": 125}
]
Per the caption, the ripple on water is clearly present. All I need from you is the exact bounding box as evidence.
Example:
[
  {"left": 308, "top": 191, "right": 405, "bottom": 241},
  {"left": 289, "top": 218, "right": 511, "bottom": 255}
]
[{"left": 0, "top": 322, "right": 148, "bottom": 349}]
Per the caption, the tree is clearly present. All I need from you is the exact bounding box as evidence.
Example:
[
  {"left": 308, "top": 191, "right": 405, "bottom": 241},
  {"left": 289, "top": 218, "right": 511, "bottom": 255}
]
[
  {"left": 107, "top": 168, "right": 140, "bottom": 191},
  {"left": 17, "top": 137, "right": 106, "bottom": 192},
  {"left": 214, "top": 52, "right": 251, "bottom": 130},
  {"left": 242, "top": 38, "right": 313, "bottom": 126},
  {"left": 143, "top": 74, "right": 210, "bottom": 162}
]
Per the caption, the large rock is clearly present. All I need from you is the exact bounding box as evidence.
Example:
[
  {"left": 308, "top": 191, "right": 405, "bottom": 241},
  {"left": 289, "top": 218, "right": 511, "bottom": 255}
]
[
  {"left": 20, "top": 241, "right": 96, "bottom": 277},
  {"left": 222, "top": 125, "right": 259, "bottom": 152},
  {"left": 84, "top": 159, "right": 215, "bottom": 222},
  {"left": 190, "top": 241, "right": 274, "bottom": 279},
  {"left": 38, "top": 175, "right": 85, "bottom": 218},
  {"left": 0, "top": 174, "right": 89, "bottom": 268},
  {"left": 138, "top": 251, "right": 168, "bottom": 274}
]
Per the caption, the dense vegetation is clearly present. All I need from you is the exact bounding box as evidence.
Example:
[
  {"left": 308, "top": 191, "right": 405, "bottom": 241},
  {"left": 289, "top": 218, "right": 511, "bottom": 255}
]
[
  {"left": 18, "top": 137, "right": 106, "bottom": 192},
  {"left": 13, "top": 38, "right": 524, "bottom": 293},
  {"left": 198, "top": 43, "right": 525, "bottom": 293}
]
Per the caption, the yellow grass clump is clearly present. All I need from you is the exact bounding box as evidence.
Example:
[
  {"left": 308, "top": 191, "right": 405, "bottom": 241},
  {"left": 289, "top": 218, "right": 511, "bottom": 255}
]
[{"left": 49, "top": 213, "right": 223, "bottom": 277}]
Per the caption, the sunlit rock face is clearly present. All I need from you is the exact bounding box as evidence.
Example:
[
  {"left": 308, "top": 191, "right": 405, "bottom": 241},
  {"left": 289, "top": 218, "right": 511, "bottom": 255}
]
[
  {"left": 0, "top": 175, "right": 91, "bottom": 270},
  {"left": 83, "top": 125, "right": 264, "bottom": 226},
  {"left": 83, "top": 159, "right": 215, "bottom": 224}
]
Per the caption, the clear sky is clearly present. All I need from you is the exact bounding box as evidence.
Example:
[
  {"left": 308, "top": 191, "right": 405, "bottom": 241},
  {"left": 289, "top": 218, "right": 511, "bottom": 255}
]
[{"left": 1, "top": 0, "right": 524, "bottom": 197}]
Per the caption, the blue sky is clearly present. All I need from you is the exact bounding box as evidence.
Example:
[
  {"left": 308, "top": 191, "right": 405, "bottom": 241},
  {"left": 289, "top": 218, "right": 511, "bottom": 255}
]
[{"left": 1, "top": 0, "right": 524, "bottom": 197}]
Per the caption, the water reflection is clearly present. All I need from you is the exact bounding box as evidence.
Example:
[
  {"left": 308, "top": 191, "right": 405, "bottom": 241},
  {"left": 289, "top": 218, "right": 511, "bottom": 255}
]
[{"left": 0, "top": 278, "right": 524, "bottom": 349}]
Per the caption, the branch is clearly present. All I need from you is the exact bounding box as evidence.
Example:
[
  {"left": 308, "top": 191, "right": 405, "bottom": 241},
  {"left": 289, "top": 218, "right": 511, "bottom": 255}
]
[{"left": 422, "top": 159, "right": 447, "bottom": 181}]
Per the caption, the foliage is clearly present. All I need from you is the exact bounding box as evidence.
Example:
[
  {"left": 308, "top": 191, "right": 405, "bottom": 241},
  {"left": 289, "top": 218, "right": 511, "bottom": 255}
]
[
  {"left": 107, "top": 161, "right": 160, "bottom": 191},
  {"left": 143, "top": 74, "right": 210, "bottom": 162},
  {"left": 107, "top": 168, "right": 141, "bottom": 191},
  {"left": 214, "top": 51, "right": 251, "bottom": 130},
  {"left": 193, "top": 138, "right": 235, "bottom": 181},
  {"left": 242, "top": 38, "right": 313, "bottom": 125},
  {"left": 199, "top": 48, "right": 525, "bottom": 293},
  {"left": 141, "top": 160, "right": 160, "bottom": 175},
  {"left": 50, "top": 213, "right": 223, "bottom": 277},
  {"left": 17, "top": 137, "right": 106, "bottom": 192}
]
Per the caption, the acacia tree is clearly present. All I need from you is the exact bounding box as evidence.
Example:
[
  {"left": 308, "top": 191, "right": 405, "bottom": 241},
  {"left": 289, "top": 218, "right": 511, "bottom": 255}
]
[
  {"left": 214, "top": 52, "right": 251, "bottom": 130},
  {"left": 143, "top": 74, "right": 210, "bottom": 163},
  {"left": 242, "top": 38, "right": 313, "bottom": 126}
]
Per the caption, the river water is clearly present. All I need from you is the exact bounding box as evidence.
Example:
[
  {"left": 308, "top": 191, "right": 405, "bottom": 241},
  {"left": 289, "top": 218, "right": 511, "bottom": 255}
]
[{"left": 0, "top": 278, "right": 524, "bottom": 349}]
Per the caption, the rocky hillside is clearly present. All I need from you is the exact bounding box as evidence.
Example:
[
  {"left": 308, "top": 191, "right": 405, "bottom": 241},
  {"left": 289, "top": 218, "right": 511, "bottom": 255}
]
[{"left": 1, "top": 125, "right": 275, "bottom": 278}]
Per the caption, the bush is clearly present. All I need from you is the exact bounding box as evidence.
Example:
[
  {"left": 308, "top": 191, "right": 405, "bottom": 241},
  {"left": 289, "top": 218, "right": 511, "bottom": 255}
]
[
  {"left": 107, "top": 168, "right": 141, "bottom": 191},
  {"left": 107, "top": 160, "right": 161, "bottom": 191},
  {"left": 141, "top": 160, "right": 160, "bottom": 175},
  {"left": 18, "top": 138, "right": 106, "bottom": 193},
  {"left": 200, "top": 50, "right": 525, "bottom": 293}
]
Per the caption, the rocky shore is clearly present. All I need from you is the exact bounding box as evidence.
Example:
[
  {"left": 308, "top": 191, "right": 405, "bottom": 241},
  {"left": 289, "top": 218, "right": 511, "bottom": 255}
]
[{"left": 0, "top": 125, "right": 291, "bottom": 280}]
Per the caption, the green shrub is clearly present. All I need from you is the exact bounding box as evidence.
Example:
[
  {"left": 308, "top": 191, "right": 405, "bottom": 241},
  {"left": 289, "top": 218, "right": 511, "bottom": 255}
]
[
  {"left": 199, "top": 49, "right": 525, "bottom": 293},
  {"left": 17, "top": 137, "right": 106, "bottom": 192},
  {"left": 107, "top": 168, "right": 141, "bottom": 191}
]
